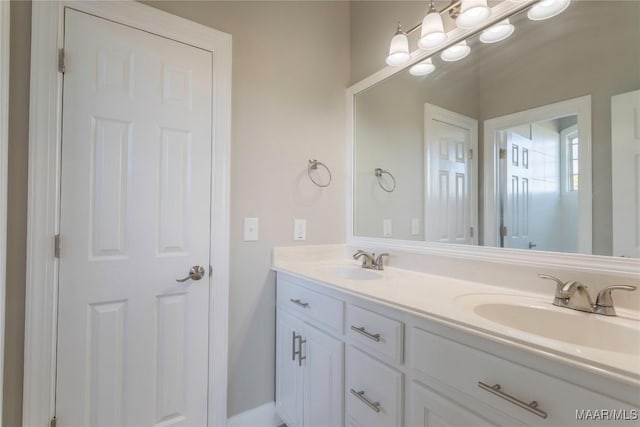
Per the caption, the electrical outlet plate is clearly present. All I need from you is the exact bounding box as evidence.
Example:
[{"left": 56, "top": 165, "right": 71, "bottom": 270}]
[
  {"left": 383, "top": 219, "right": 392, "bottom": 237},
  {"left": 294, "top": 218, "right": 306, "bottom": 241}
]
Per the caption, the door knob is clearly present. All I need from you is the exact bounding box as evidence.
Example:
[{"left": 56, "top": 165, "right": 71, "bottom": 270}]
[{"left": 176, "top": 265, "right": 206, "bottom": 283}]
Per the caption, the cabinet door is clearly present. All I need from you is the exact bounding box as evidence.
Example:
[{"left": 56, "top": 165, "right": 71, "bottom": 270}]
[
  {"left": 409, "top": 381, "right": 524, "bottom": 427},
  {"left": 276, "top": 310, "right": 304, "bottom": 427},
  {"left": 303, "top": 323, "right": 344, "bottom": 427}
]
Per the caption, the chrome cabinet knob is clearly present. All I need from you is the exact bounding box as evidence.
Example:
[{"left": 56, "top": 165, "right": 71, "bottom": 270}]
[{"left": 176, "top": 265, "right": 206, "bottom": 283}]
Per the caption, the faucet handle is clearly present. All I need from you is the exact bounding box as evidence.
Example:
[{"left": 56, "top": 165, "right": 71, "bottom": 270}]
[
  {"left": 538, "top": 274, "right": 569, "bottom": 298},
  {"left": 595, "top": 285, "right": 637, "bottom": 310},
  {"left": 353, "top": 250, "right": 367, "bottom": 259},
  {"left": 353, "top": 250, "right": 375, "bottom": 268},
  {"left": 374, "top": 253, "right": 389, "bottom": 269}
]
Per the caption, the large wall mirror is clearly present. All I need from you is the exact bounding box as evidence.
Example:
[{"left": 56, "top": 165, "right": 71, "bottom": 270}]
[{"left": 352, "top": 0, "right": 640, "bottom": 259}]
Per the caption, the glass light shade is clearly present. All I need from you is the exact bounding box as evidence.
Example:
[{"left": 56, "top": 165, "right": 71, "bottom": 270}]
[
  {"left": 456, "top": 0, "right": 491, "bottom": 29},
  {"left": 479, "top": 19, "right": 515, "bottom": 43},
  {"left": 418, "top": 12, "right": 447, "bottom": 49},
  {"left": 409, "top": 58, "right": 436, "bottom": 76},
  {"left": 440, "top": 41, "right": 471, "bottom": 62},
  {"left": 386, "top": 29, "right": 411, "bottom": 67},
  {"left": 528, "top": 0, "right": 571, "bottom": 20}
]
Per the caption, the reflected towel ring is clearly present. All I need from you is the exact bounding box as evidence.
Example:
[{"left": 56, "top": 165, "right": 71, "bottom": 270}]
[
  {"left": 308, "top": 159, "right": 332, "bottom": 187},
  {"left": 375, "top": 168, "right": 396, "bottom": 192}
]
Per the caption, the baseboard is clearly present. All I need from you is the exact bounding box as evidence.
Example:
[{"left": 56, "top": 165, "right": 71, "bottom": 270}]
[{"left": 227, "top": 402, "right": 283, "bottom": 427}]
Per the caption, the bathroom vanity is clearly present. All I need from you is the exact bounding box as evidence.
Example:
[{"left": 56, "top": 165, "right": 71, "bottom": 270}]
[
  {"left": 273, "top": 246, "right": 639, "bottom": 427},
  {"left": 274, "top": 0, "right": 640, "bottom": 425}
]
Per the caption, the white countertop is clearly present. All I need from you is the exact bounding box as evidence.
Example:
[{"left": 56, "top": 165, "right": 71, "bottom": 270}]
[{"left": 272, "top": 245, "right": 640, "bottom": 388}]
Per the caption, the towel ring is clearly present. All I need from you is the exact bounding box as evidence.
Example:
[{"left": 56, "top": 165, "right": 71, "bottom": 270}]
[
  {"left": 308, "top": 159, "right": 332, "bottom": 187},
  {"left": 375, "top": 168, "right": 396, "bottom": 192}
]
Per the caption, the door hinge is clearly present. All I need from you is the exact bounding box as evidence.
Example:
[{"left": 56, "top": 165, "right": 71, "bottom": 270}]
[
  {"left": 54, "top": 234, "right": 61, "bottom": 258},
  {"left": 58, "top": 48, "right": 65, "bottom": 74},
  {"left": 468, "top": 149, "right": 473, "bottom": 160},
  {"left": 470, "top": 226, "right": 474, "bottom": 238},
  {"left": 50, "top": 416, "right": 57, "bottom": 427},
  {"left": 500, "top": 226, "right": 508, "bottom": 237},
  {"left": 499, "top": 148, "right": 507, "bottom": 160}
]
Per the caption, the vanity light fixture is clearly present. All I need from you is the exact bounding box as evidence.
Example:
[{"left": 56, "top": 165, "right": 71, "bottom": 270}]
[
  {"left": 441, "top": 40, "right": 471, "bottom": 62},
  {"left": 418, "top": 1, "right": 447, "bottom": 49},
  {"left": 385, "top": 0, "right": 490, "bottom": 68},
  {"left": 456, "top": 0, "right": 492, "bottom": 29},
  {"left": 479, "top": 19, "right": 515, "bottom": 43},
  {"left": 409, "top": 58, "right": 436, "bottom": 76},
  {"left": 527, "top": 0, "right": 571, "bottom": 21},
  {"left": 385, "top": 0, "right": 571, "bottom": 75},
  {"left": 386, "top": 23, "right": 412, "bottom": 67}
]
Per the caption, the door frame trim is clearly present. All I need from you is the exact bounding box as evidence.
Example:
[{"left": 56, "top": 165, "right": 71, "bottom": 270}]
[
  {"left": 483, "top": 95, "right": 592, "bottom": 253},
  {"left": 23, "top": 2, "right": 231, "bottom": 425},
  {"left": 0, "top": 0, "right": 10, "bottom": 421}
]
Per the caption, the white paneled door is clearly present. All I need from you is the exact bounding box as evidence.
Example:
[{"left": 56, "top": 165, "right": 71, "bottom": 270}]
[
  {"left": 503, "top": 132, "right": 533, "bottom": 251},
  {"left": 57, "top": 9, "right": 212, "bottom": 426},
  {"left": 424, "top": 104, "right": 477, "bottom": 245}
]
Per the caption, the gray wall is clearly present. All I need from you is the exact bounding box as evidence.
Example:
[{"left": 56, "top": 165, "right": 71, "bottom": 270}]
[
  {"left": 3, "top": 1, "right": 349, "bottom": 424},
  {"left": 351, "top": 0, "right": 640, "bottom": 255},
  {"left": 354, "top": 68, "right": 479, "bottom": 240}
]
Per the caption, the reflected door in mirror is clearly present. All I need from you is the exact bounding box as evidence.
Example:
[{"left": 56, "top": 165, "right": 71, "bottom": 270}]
[
  {"left": 612, "top": 90, "right": 640, "bottom": 258},
  {"left": 425, "top": 104, "right": 478, "bottom": 245}
]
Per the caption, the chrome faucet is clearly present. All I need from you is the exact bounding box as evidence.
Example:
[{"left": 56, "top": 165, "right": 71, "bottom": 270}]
[
  {"left": 353, "top": 250, "right": 389, "bottom": 271},
  {"left": 538, "top": 274, "right": 637, "bottom": 316}
]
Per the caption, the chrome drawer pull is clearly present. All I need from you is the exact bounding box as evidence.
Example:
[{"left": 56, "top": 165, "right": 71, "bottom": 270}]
[
  {"left": 290, "top": 298, "right": 310, "bottom": 308},
  {"left": 478, "top": 382, "right": 547, "bottom": 419},
  {"left": 350, "top": 389, "right": 381, "bottom": 413},
  {"left": 298, "top": 337, "right": 306, "bottom": 367},
  {"left": 292, "top": 332, "right": 300, "bottom": 361},
  {"left": 350, "top": 325, "right": 381, "bottom": 342}
]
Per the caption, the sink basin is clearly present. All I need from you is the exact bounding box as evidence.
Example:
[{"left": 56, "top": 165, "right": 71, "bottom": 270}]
[
  {"left": 456, "top": 294, "right": 640, "bottom": 355},
  {"left": 324, "top": 266, "right": 382, "bottom": 281}
]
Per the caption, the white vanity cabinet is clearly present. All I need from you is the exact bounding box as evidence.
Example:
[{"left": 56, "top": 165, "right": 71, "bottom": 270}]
[
  {"left": 276, "top": 278, "right": 345, "bottom": 427},
  {"left": 409, "top": 326, "right": 639, "bottom": 427},
  {"left": 275, "top": 272, "right": 639, "bottom": 427}
]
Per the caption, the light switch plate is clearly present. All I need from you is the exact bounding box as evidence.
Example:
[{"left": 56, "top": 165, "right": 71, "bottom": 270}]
[
  {"left": 411, "top": 218, "right": 420, "bottom": 235},
  {"left": 294, "top": 218, "right": 306, "bottom": 241},
  {"left": 244, "top": 217, "right": 259, "bottom": 241},
  {"left": 383, "top": 219, "right": 392, "bottom": 237}
]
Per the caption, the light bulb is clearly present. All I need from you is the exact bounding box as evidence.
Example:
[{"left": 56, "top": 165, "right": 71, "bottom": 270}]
[
  {"left": 440, "top": 41, "right": 471, "bottom": 62},
  {"left": 528, "top": 0, "right": 571, "bottom": 20},
  {"left": 456, "top": 0, "right": 491, "bottom": 29},
  {"left": 386, "top": 23, "right": 411, "bottom": 67},
  {"left": 479, "top": 19, "right": 514, "bottom": 43},
  {"left": 418, "top": 2, "right": 447, "bottom": 50},
  {"left": 409, "top": 58, "right": 436, "bottom": 76}
]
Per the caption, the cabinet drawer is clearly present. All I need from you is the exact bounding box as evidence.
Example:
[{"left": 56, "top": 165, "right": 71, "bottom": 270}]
[
  {"left": 411, "top": 327, "right": 637, "bottom": 426},
  {"left": 277, "top": 278, "right": 344, "bottom": 333},
  {"left": 346, "top": 346, "right": 403, "bottom": 427},
  {"left": 347, "top": 305, "right": 403, "bottom": 364},
  {"left": 411, "top": 380, "right": 505, "bottom": 427}
]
